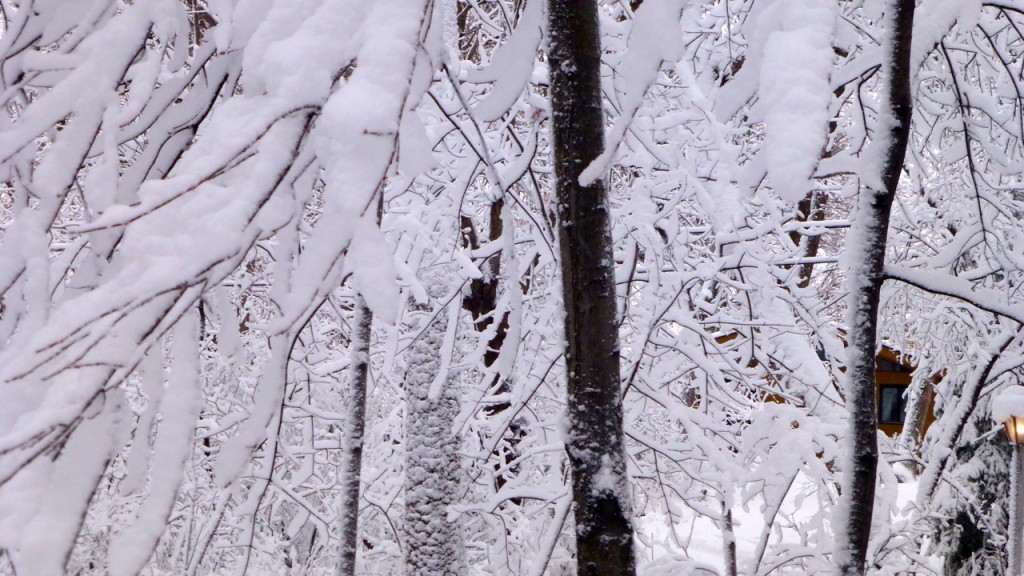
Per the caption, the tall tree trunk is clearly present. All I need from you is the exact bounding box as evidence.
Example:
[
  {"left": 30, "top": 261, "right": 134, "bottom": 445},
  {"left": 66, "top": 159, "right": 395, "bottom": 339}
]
[
  {"left": 722, "top": 505, "right": 738, "bottom": 576},
  {"left": 546, "top": 1, "right": 635, "bottom": 574},
  {"left": 836, "top": 2, "right": 915, "bottom": 574},
  {"left": 404, "top": 279, "right": 462, "bottom": 576},
  {"left": 336, "top": 295, "right": 372, "bottom": 576},
  {"left": 337, "top": 191, "right": 385, "bottom": 576}
]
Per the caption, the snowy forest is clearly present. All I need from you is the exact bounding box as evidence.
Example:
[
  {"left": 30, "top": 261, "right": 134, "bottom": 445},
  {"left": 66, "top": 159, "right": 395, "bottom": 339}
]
[{"left": 4, "top": 0, "right": 1024, "bottom": 574}]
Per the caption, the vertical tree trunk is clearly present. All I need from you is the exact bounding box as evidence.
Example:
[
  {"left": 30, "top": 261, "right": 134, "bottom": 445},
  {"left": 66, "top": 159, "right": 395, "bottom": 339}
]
[
  {"left": 460, "top": 205, "right": 521, "bottom": 493},
  {"left": 546, "top": 1, "right": 635, "bottom": 574},
  {"left": 404, "top": 280, "right": 462, "bottom": 576},
  {"left": 337, "top": 191, "right": 385, "bottom": 576},
  {"left": 836, "top": 2, "right": 915, "bottom": 574},
  {"left": 336, "top": 295, "right": 372, "bottom": 576},
  {"left": 897, "top": 374, "right": 932, "bottom": 475},
  {"left": 722, "top": 506, "right": 738, "bottom": 576},
  {"left": 1009, "top": 444, "right": 1024, "bottom": 575}
]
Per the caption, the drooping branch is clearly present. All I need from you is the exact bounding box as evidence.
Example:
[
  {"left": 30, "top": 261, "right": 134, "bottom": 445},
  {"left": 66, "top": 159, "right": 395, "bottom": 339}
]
[{"left": 884, "top": 264, "right": 1024, "bottom": 324}]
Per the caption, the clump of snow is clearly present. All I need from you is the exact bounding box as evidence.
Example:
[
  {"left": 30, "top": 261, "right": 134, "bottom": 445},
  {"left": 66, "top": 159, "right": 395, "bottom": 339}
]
[
  {"left": 758, "top": 0, "right": 836, "bottom": 204},
  {"left": 468, "top": 0, "right": 542, "bottom": 122},
  {"left": 592, "top": 454, "right": 617, "bottom": 494},
  {"left": 348, "top": 215, "right": 400, "bottom": 324},
  {"left": 991, "top": 386, "right": 1024, "bottom": 424},
  {"left": 912, "top": 0, "right": 981, "bottom": 76}
]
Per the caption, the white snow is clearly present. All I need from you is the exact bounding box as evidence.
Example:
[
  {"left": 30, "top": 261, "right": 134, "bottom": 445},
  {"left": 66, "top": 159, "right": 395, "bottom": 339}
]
[
  {"left": 992, "top": 386, "right": 1024, "bottom": 425},
  {"left": 758, "top": 0, "right": 836, "bottom": 204},
  {"left": 0, "top": 1, "right": 1016, "bottom": 574}
]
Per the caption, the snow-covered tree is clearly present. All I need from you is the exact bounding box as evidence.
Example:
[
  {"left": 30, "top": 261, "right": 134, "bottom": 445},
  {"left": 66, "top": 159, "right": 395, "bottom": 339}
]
[
  {"left": 8, "top": 1, "right": 1024, "bottom": 575},
  {"left": 403, "top": 274, "right": 463, "bottom": 576},
  {"left": 547, "top": 0, "right": 636, "bottom": 572}
]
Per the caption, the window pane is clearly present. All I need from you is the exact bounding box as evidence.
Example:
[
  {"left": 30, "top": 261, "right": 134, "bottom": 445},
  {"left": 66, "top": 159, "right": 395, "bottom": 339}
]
[{"left": 880, "top": 386, "right": 906, "bottom": 424}]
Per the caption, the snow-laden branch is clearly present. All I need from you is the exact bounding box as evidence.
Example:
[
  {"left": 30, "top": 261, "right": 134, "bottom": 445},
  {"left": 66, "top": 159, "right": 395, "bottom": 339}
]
[{"left": 884, "top": 264, "right": 1024, "bottom": 324}]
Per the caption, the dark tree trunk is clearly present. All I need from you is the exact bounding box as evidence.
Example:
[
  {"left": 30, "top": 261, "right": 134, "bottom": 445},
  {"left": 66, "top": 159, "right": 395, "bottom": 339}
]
[
  {"left": 336, "top": 193, "right": 385, "bottom": 576},
  {"left": 788, "top": 192, "right": 826, "bottom": 289},
  {"left": 336, "top": 295, "right": 372, "bottom": 576},
  {"left": 460, "top": 204, "right": 520, "bottom": 494},
  {"left": 836, "top": 2, "right": 915, "bottom": 574},
  {"left": 546, "top": 1, "right": 635, "bottom": 574}
]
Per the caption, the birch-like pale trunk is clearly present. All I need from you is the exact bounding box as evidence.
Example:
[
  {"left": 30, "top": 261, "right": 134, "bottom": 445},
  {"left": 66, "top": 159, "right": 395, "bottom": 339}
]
[
  {"left": 404, "top": 281, "right": 462, "bottom": 576},
  {"left": 896, "top": 375, "right": 930, "bottom": 474},
  {"left": 835, "top": 1, "right": 915, "bottom": 574},
  {"left": 722, "top": 506, "right": 738, "bottom": 576},
  {"left": 547, "top": 0, "right": 635, "bottom": 574},
  {"left": 1010, "top": 444, "right": 1024, "bottom": 575}
]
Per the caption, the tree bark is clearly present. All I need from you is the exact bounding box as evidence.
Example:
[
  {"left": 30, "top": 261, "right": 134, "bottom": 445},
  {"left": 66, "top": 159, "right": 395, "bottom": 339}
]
[
  {"left": 896, "top": 373, "right": 933, "bottom": 474},
  {"left": 1010, "top": 444, "right": 1024, "bottom": 576},
  {"left": 836, "top": 2, "right": 915, "bottom": 574},
  {"left": 404, "top": 280, "right": 462, "bottom": 576},
  {"left": 336, "top": 295, "right": 372, "bottom": 576},
  {"left": 546, "top": 1, "right": 635, "bottom": 574},
  {"left": 722, "top": 506, "right": 738, "bottom": 576},
  {"left": 788, "top": 191, "right": 826, "bottom": 289}
]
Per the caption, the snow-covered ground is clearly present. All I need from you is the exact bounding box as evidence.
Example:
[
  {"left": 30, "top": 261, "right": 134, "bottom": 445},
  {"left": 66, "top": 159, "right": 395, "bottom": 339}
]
[{"left": 636, "top": 474, "right": 929, "bottom": 575}]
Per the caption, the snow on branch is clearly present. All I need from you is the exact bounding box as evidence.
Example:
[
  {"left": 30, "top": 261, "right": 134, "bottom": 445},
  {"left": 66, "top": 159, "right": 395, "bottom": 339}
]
[{"left": 884, "top": 264, "right": 1024, "bottom": 323}]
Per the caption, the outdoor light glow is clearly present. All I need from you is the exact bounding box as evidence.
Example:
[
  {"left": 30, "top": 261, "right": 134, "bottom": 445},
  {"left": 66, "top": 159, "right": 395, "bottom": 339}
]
[{"left": 1006, "top": 416, "right": 1024, "bottom": 446}]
